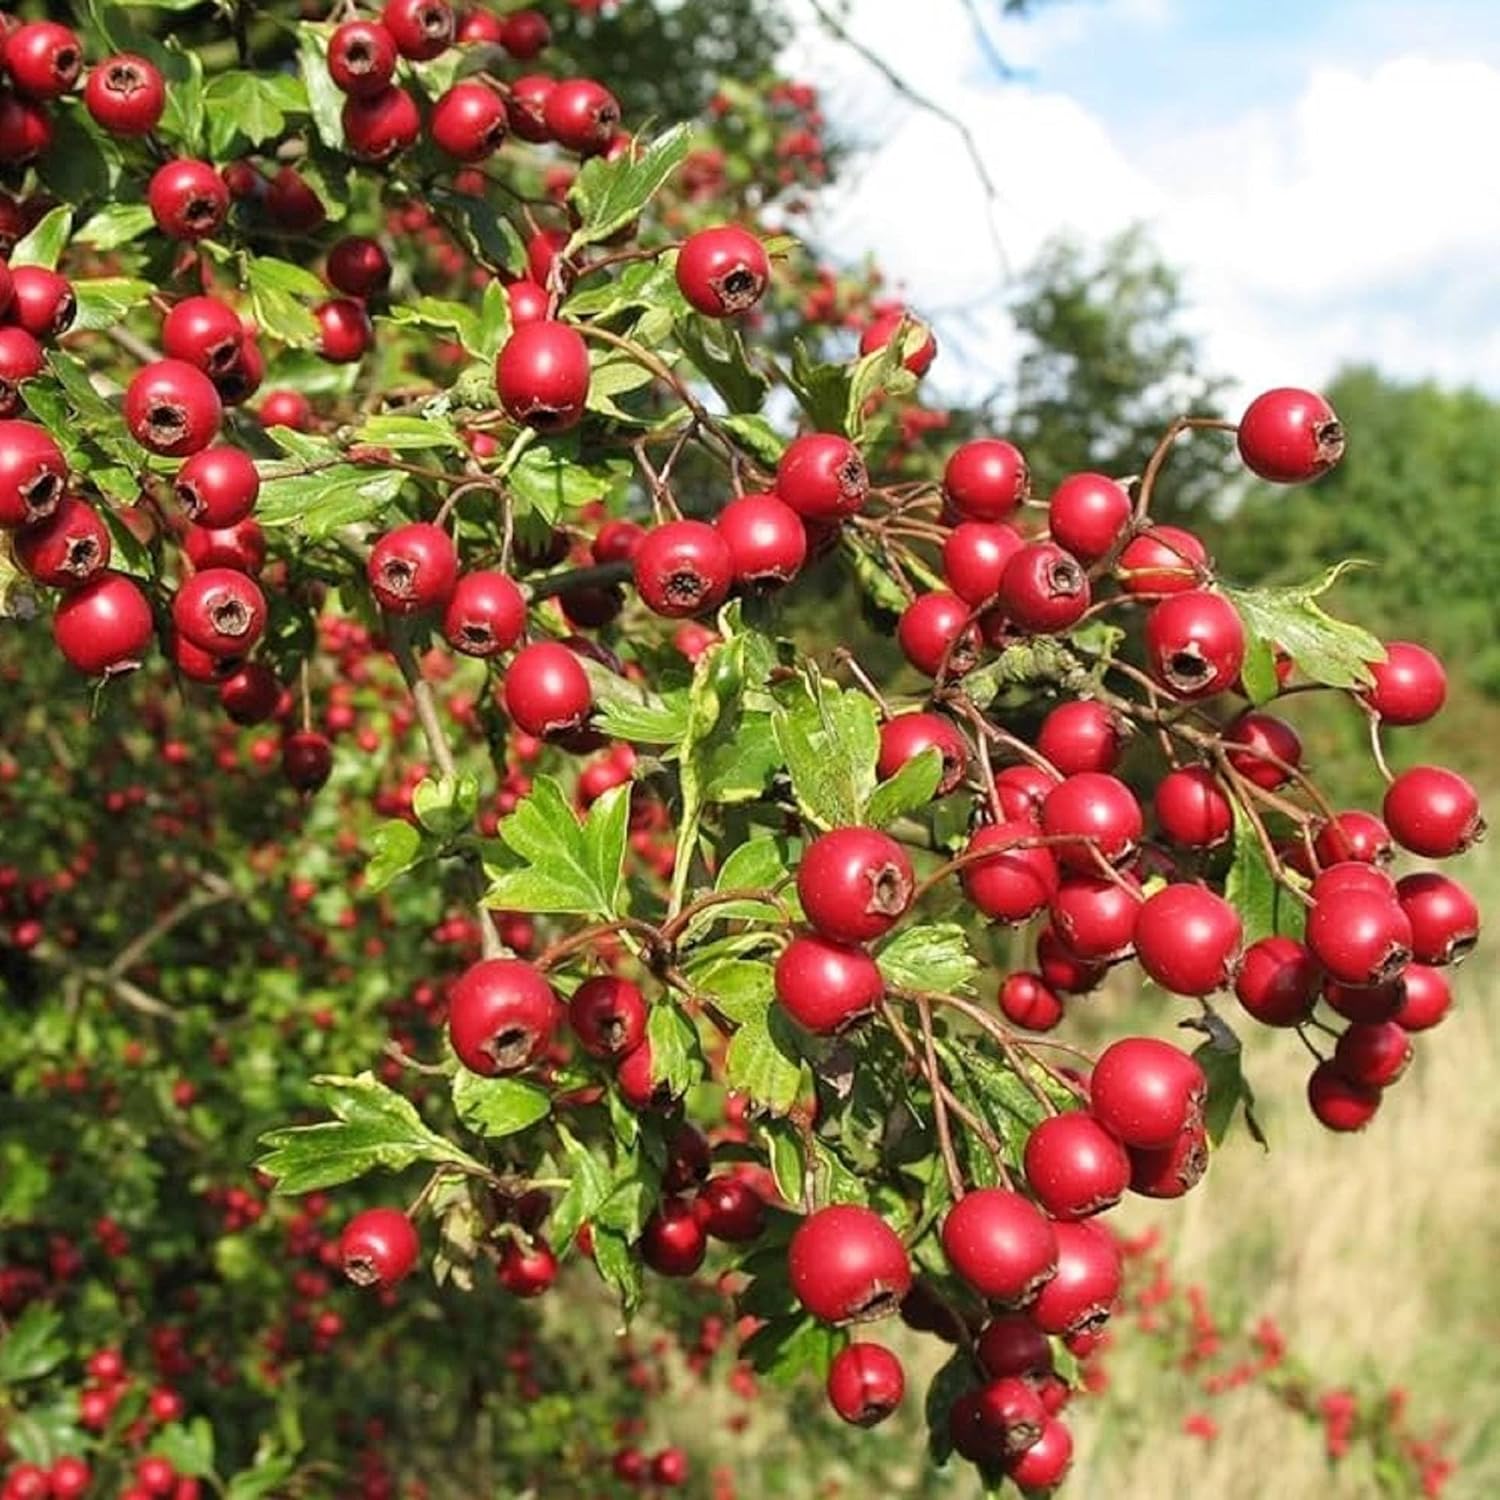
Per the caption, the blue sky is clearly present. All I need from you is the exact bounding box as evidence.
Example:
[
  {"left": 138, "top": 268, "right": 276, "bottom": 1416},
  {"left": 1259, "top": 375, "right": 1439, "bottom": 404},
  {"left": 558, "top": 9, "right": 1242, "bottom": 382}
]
[{"left": 783, "top": 0, "right": 1500, "bottom": 405}]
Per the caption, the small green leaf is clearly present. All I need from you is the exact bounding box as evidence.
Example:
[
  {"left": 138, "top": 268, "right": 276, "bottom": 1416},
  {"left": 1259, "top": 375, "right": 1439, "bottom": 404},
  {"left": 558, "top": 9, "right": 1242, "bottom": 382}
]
[
  {"left": 866, "top": 746, "right": 944, "bottom": 824},
  {"left": 772, "top": 674, "right": 880, "bottom": 830},
  {"left": 720, "top": 411, "right": 787, "bottom": 465},
  {"left": 549, "top": 1122, "right": 612, "bottom": 1256},
  {"left": 646, "top": 1004, "right": 702, "bottom": 1097},
  {"left": 72, "top": 277, "right": 153, "bottom": 333},
  {"left": 925, "top": 1350, "right": 974, "bottom": 1466},
  {"left": 256, "top": 1073, "right": 482, "bottom": 1194},
  {"left": 676, "top": 313, "right": 768, "bottom": 413},
  {"left": 452, "top": 1071, "right": 551, "bottom": 1139},
  {"left": 785, "top": 340, "right": 853, "bottom": 433},
  {"left": 296, "top": 25, "right": 346, "bottom": 150},
  {"left": 1192, "top": 1031, "right": 1265, "bottom": 1148},
  {"left": 761, "top": 1119, "right": 806, "bottom": 1206},
  {"left": 256, "top": 462, "right": 406, "bottom": 536},
  {"left": 1224, "top": 564, "right": 1385, "bottom": 691},
  {"left": 877, "top": 924, "right": 978, "bottom": 996},
  {"left": 353, "top": 412, "right": 463, "bottom": 453},
  {"left": 205, "top": 71, "right": 306, "bottom": 155},
  {"left": 365, "top": 820, "right": 426, "bottom": 893},
  {"left": 482, "top": 777, "right": 629, "bottom": 917},
  {"left": 158, "top": 40, "right": 205, "bottom": 153},
  {"left": 592, "top": 1224, "right": 643, "bottom": 1312},
  {"left": 1239, "top": 635, "right": 1281, "bottom": 706},
  {"left": 1225, "top": 798, "right": 1307, "bottom": 943},
  {"left": 411, "top": 773, "right": 480, "bottom": 838},
  {"left": 507, "top": 438, "right": 631, "bottom": 525},
  {"left": 567, "top": 123, "right": 694, "bottom": 251},
  {"left": 428, "top": 186, "right": 527, "bottom": 276},
  {"left": 153, "top": 1419, "right": 215, "bottom": 1479},
  {"left": 10, "top": 206, "right": 72, "bottom": 271},
  {"left": 740, "top": 1314, "right": 841, "bottom": 1387},
  {"left": 725, "top": 1006, "right": 804, "bottom": 1115},
  {"left": 245, "top": 255, "right": 325, "bottom": 348},
  {"left": 581, "top": 661, "right": 690, "bottom": 743},
  {"left": 74, "top": 204, "right": 154, "bottom": 251},
  {"left": 0, "top": 1304, "right": 67, "bottom": 1385},
  {"left": 227, "top": 1456, "right": 296, "bottom": 1500}
]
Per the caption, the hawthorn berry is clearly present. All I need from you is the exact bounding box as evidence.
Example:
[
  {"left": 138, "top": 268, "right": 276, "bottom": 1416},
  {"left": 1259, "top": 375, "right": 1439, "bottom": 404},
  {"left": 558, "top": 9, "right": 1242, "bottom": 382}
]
[
  {"left": 1362, "top": 641, "right": 1446, "bottom": 725},
  {"left": 1040, "top": 772, "right": 1143, "bottom": 873},
  {"left": 1048, "top": 472, "right": 1131, "bottom": 562},
  {"left": 172, "top": 568, "right": 267, "bottom": 658},
  {"left": 84, "top": 53, "right": 165, "bottom": 135},
  {"left": 4, "top": 22, "right": 82, "bottom": 100},
  {"left": 1382, "top": 765, "right": 1483, "bottom": 858},
  {"left": 173, "top": 445, "right": 259, "bottom": 528},
  {"left": 327, "top": 21, "right": 399, "bottom": 98},
  {"left": 447, "top": 957, "right": 558, "bottom": 1075},
  {"left": 148, "top": 159, "right": 229, "bottom": 240},
  {"left": 442, "top": 570, "right": 526, "bottom": 658},
  {"left": 8, "top": 266, "right": 74, "bottom": 340},
  {"left": 218, "top": 663, "right": 282, "bottom": 726},
  {"left": 1395, "top": 871, "right": 1479, "bottom": 965},
  {"left": 715, "top": 491, "right": 807, "bottom": 586},
  {"left": 13, "top": 497, "right": 110, "bottom": 588},
  {"left": 1224, "top": 710, "right": 1302, "bottom": 790},
  {"left": 999, "top": 542, "right": 1092, "bottom": 634},
  {"left": 184, "top": 518, "right": 266, "bottom": 575},
  {"left": 339, "top": 1208, "right": 420, "bottom": 1287},
  {"left": 1152, "top": 766, "right": 1233, "bottom": 847},
  {"left": 788, "top": 1205, "right": 911, "bottom": 1324},
  {"left": 544, "top": 78, "right": 621, "bottom": 156},
  {"left": 496, "top": 321, "right": 591, "bottom": 431},
  {"left": 1307, "top": 1060, "right": 1381, "bottom": 1131},
  {"left": 0, "top": 419, "right": 67, "bottom": 528},
  {"left": 774, "top": 932, "right": 884, "bottom": 1034},
  {"left": 676, "top": 226, "right": 771, "bottom": 316},
  {"left": 961, "top": 821, "right": 1058, "bottom": 924},
  {"left": 1036, "top": 700, "right": 1123, "bottom": 777},
  {"left": 1023, "top": 1113, "right": 1130, "bottom": 1220},
  {"left": 942, "top": 520, "right": 1023, "bottom": 606},
  {"left": 1049, "top": 873, "right": 1140, "bottom": 961},
  {"left": 1237, "top": 387, "right": 1344, "bottom": 483},
  {"left": 878, "top": 712, "right": 969, "bottom": 797},
  {"left": 943, "top": 438, "right": 1028, "bottom": 520},
  {"left": 1144, "top": 589, "right": 1245, "bottom": 698},
  {"left": 496, "top": 1236, "right": 558, "bottom": 1296},
  {"left": 0, "top": 326, "right": 44, "bottom": 416},
  {"left": 997, "top": 972, "right": 1065, "bottom": 1032},
  {"left": 327, "top": 236, "right": 392, "bottom": 298},
  {"left": 430, "top": 82, "right": 508, "bottom": 161},
  {"left": 568, "top": 976, "right": 647, "bottom": 1059},
  {"left": 993, "top": 764, "right": 1057, "bottom": 824},
  {"left": 641, "top": 1198, "right": 707, "bottom": 1278},
  {"left": 52, "top": 572, "right": 153, "bottom": 676},
  {"left": 633, "top": 519, "right": 734, "bottom": 618},
  {"left": 382, "top": 0, "right": 455, "bottom": 59},
  {"left": 1116, "top": 524, "right": 1208, "bottom": 594},
  {"left": 943, "top": 1188, "right": 1057, "bottom": 1306},
  {"left": 503, "top": 641, "right": 593, "bottom": 737},
  {"left": 1313, "top": 809, "right": 1393, "bottom": 866},
  {"left": 314, "top": 298, "right": 374, "bottom": 364},
  {"left": 1133, "top": 883, "right": 1242, "bottom": 995},
  {"left": 506, "top": 74, "right": 556, "bottom": 142},
  {"left": 1235, "top": 936, "right": 1319, "bottom": 1026},
  {"left": 796, "top": 826, "right": 913, "bottom": 944},
  {"left": 0, "top": 94, "right": 51, "bottom": 164},
  {"left": 124, "top": 360, "right": 222, "bottom": 456},
  {"left": 1306, "top": 887, "right": 1413, "bottom": 987},
  {"left": 342, "top": 85, "right": 422, "bottom": 163},
  {"left": 1029, "top": 1219, "right": 1121, "bottom": 1337},
  {"left": 282, "top": 731, "right": 333, "bottom": 791},
  {"left": 695, "top": 1176, "right": 765, "bottom": 1243},
  {"left": 265, "top": 167, "right": 326, "bottom": 232},
  {"left": 1394, "top": 964, "right": 1452, "bottom": 1032},
  {"left": 367, "top": 523, "right": 459, "bottom": 615},
  {"left": 776, "top": 432, "right": 868, "bottom": 520},
  {"left": 506, "top": 280, "right": 551, "bottom": 327},
  {"left": 898, "top": 591, "right": 980, "bottom": 678},
  {"left": 1005, "top": 1417, "right": 1074, "bottom": 1489},
  {"left": 826, "top": 1343, "right": 905, "bottom": 1427},
  {"left": 1332, "top": 1021, "right": 1412, "bottom": 1090},
  {"left": 1088, "top": 1037, "right": 1205, "bottom": 1150},
  {"left": 163, "top": 296, "right": 244, "bottom": 377}
]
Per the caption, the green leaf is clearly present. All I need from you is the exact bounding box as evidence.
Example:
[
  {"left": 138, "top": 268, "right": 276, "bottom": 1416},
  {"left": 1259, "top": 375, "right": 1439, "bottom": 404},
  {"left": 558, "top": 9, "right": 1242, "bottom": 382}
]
[
  {"left": 10, "top": 207, "right": 72, "bottom": 271},
  {"left": 1223, "top": 564, "right": 1385, "bottom": 691},
  {"left": 381, "top": 296, "right": 481, "bottom": 356},
  {"left": 4, "top": 1402, "right": 82, "bottom": 1468},
  {"left": 353, "top": 412, "right": 463, "bottom": 453},
  {"left": 725, "top": 1005, "right": 804, "bottom": 1115},
  {"left": 567, "top": 123, "right": 693, "bottom": 251},
  {"left": 205, "top": 71, "right": 306, "bottom": 155},
  {"left": 74, "top": 203, "right": 154, "bottom": 251},
  {"left": 581, "top": 661, "right": 690, "bottom": 743},
  {"left": 1225, "top": 797, "right": 1307, "bottom": 943},
  {"left": 676, "top": 312, "right": 768, "bottom": 413},
  {"left": 36, "top": 103, "right": 120, "bottom": 203},
  {"left": 646, "top": 1003, "right": 702, "bottom": 1096},
  {"left": 877, "top": 924, "right": 978, "bottom": 996},
  {"left": 227, "top": 1456, "right": 296, "bottom": 1500},
  {"left": 866, "top": 746, "right": 944, "bottom": 824},
  {"left": 245, "top": 255, "right": 325, "bottom": 348},
  {"left": 428, "top": 186, "right": 527, "bottom": 276},
  {"left": 925, "top": 1349, "right": 973, "bottom": 1467},
  {"left": 549, "top": 1122, "right": 612, "bottom": 1256},
  {"left": 158, "top": 41, "right": 205, "bottom": 153},
  {"left": 296, "top": 24, "right": 346, "bottom": 150},
  {"left": 786, "top": 340, "right": 853, "bottom": 433},
  {"left": 565, "top": 258, "right": 684, "bottom": 322},
  {"left": 720, "top": 411, "right": 787, "bottom": 465},
  {"left": 1192, "top": 1032, "right": 1266, "bottom": 1149},
  {"left": 689, "top": 959, "right": 776, "bottom": 1025},
  {"left": 365, "top": 821, "right": 426, "bottom": 893},
  {"left": 760, "top": 1119, "right": 805, "bottom": 1206},
  {"left": 771, "top": 673, "right": 880, "bottom": 830},
  {"left": 255, "top": 462, "right": 406, "bottom": 536},
  {"left": 153, "top": 1419, "right": 215, "bottom": 1478},
  {"left": 507, "top": 438, "right": 632, "bottom": 526},
  {"left": 592, "top": 1224, "right": 643, "bottom": 1312},
  {"left": 72, "top": 277, "right": 153, "bottom": 333},
  {"left": 452, "top": 1071, "right": 551, "bottom": 1139},
  {"left": 256, "top": 1072, "right": 482, "bottom": 1194},
  {"left": 740, "top": 1313, "right": 841, "bottom": 1387},
  {"left": 0, "top": 1304, "right": 67, "bottom": 1385},
  {"left": 482, "top": 777, "right": 629, "bottom": 917},
  {"left": 1239, "top": 634, "right": 1281, "bottom": 706},
  {"left": 411, "top": 773, "right": 480, "bottom": 839}
]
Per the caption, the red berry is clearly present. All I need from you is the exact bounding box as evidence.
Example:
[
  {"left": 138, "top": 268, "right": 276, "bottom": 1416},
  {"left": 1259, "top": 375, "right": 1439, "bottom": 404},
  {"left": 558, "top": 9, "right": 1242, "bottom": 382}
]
[
  {"left": 1133, "top": 883, "right": 1241, "bottom": 995},
  {"left": 1238, "top": 387, "right": 1344, "bottom": 483},
  {"left": 148, "top": 158, "right": 229, "bottom": 240},
  {"left": 1145, "top": 589, "right": 1245, "bottom": 698},
  {"left": 1040, "top": 773, "right": 1142, "bottom": 873},
  {"left": 328, "top": 20, "right": 398, "bottom": 97},
  {"left": 1088, "top": 1037, "right": 1205, "bottom": 1150},
  {"left": 544, "top": 78, "right": 621, "bottom": 156},
  {"left": 1362, "top": 641, "right": 1446, "bottom": 725},
  {"left": 184, "top": 519, "right": 266, "bottom": 574},
  {"left": 1036, "top": 700, "right": 1123, "bottom": 776},
  {"left": 1306, "top": 888, "right": 1412, "bottom": 987},
  {"left": 1049, "top": 873, "right": 1139, "bottom": 961},
  {"left": 898, "top": 590, "right": 980, "bottom": 678},
  {"left": 84, "top": 53, "right": 165, "bottom": 134},
  {"left": 676, "top": 226, "right": 770, "bottom": 316},
  {"left": 49, "top": 1458, "right": 91, "bottom": 1500},
  {"left": 941, "top": 1188, "right": 1057, "bottom": 1306},
  {"left": 8, "top": 266, "right": 73, "bottom": 339},
  {"left": 1382, "top": 765, "right": 1483, "bottom": 858},
  {"left": 505, "top": 280, "right": 550, "bottom": 327},
  {"left": 163, "top": 295, "right": 243, "bottom": 378},
  {"left": 172, "top": 568, "right": 266, "bottom": 658},
  {"left": 53, "top": 572, "right": 153, "bottom": 676},
  {"left": 283, "top": 731, "right": 333, "bottom": 792},
  {"left": 1235, "top": 936, "right": 1319, "bottom": 1026},
  {"left": 430, "top": 81, "right": 507, "bottom": 161},
  {"left": 568, "top": 975, "right": 646, "bottom": 1059},
  {"left": 314, "top": 298, "right": 373, "bottom": 364},
  {"left": 1125, "top": 1121, "right": 1208, "bottom": 1199},
  {"left": 1028, "top": 1219, "right": 1121, "bottom": 1337},
  {"left": 1394, "top": 964, "right": 1452, "bottom": 1032},
  {"left": 342, "top": 85, "right": 422, "bottom": 163},
  {"left": 1313, "top": 809, "right": 1393, "bottom": 867},
  {"left": 382, "top": 0, "right": 455, "bottom": 60},
  {"left": 695, "top": 1176, "right": 765, "bottom": 1242},
  {"left": 367, "top": 522, "right": 458, "bottom": 615},
  {"left": 496, "top": 321, "right": 591, "bottom": 431},
  {"left": 998, "top": 542, "right": 1091, "bottom": 634},
  {"left": 715, "top": 492, "right": 806, "bottom": 586},
  {"left": 649, "top": 1448, "right": 688, "bottom": 1488},
  {"left": 506, "top": 74, "right": 555, "bottom": 143},
  {"left": 0, "top": 326, "right": 44, "bottom": 415},
  {"left": 859, "top": 307, "right": 936, "bottom": 375},
  {"left": 173, "top": 445, "right": 259, "bottom": 527},
  {"left": 797, "top": 826, "right": 913, "bottom": 944},
  {"left": 1323, "top": 976, "right": 1403, "bottom": 1026},
  {"left": 496, "top": 1235, "right": 557, "bottom": 1296},
  {"left": 1023, "top": 1113, "right": 1130, "bottom": 1220},
  {"left": 1037, "top": 926, "right": 1106, "bottom": 994},
  {"left": 776, "top": 433, "right": 868, "bottom": 521},
  {"left": 265, "top": 167, "right": 326, "bottom": 232},
  {"left": 124, "top": 360, "right": 222, "bottom": 456},
  {"left": 1048, "top": 472, "right": 1131, "bottom": 562},
  {"left": 633, "top": 519, "right": 733, "bottom": 618},
  {"left": 774, "top": 932, "right": 884, "bottom": 1034},
  {"left": 997, "top": 972, "right": 1064, "bottom": 1032},
  {"left": 942, "top": 520, "right": 1023, "bottom": 606},
  {"left": 1395, "top": 871, "right": 1478, "bottom": 965},
  {"left": 1005, "top": 1417, "right": 1074, "bottom": 1489},
  {"left": 443, "top": 570, "right": 525, "bottom": 657},
  {"left": 1332, "top": 1021, "right": 1412, "bottom": 1089},
  {"left": 826, "top": 1343, "right": 905, "bottom": 1427},
  {"left": 218, "top": 663, "right": 281, "bottom": 726},
  {"left": 993, "top": 764, "right": 1057, "bottom": 824},
  {"left": 503, "top": 641, "right": 592, "bottom": 737},
  {"left": 1116, "top": 524, "right": 1208, "bottom": 594},
  {"left": 788, "top": 1205, "right": 911, "bottom": 1324},
  {"left": 1311, "top": 861, "right": 1396, "bottom": 904},
  {"left": 943, "top": 439, "right": 1028, "bottom": 520},
  {"left": 976, "top": 1313, "right": 1053, "bottom": 1381},
  {"left": 326, "top": 236, "right": 392, "bottom": 298},
  {"left": 961, "top": 821, "right": 1058, "bottom": 924},
  {"left": 4, "top": 22, "right": 82, "bottom": 100},
  {"left": 0, "top": 419, "right": 66, "bottom": 527},
  {"left": 1307, "top": 1059, "right": 1380, "bottom": 1131},
  {"left": 641, "top": 1197, "right": 707, "bottom": 1277},
  {"left": 500, "top": 10, "right": 551, "bottom": 58},
  {"left": 339, "top": 1208, "right": 419, "bottom": 1287},
  {"left": 448, "top": 957, "right": 558, "bottom": 1075},
  {"left": 13, "top": 496, "right": 110, "bottom": 588},
  {"left": 0, "top": 94, "right": 51, "bottom": 164},
  {"left": 877, "top": 712, "right": 969, "bottom": 797},
  {"left": 1224, "top": 710, "right": 1302, "bottom": 790}
]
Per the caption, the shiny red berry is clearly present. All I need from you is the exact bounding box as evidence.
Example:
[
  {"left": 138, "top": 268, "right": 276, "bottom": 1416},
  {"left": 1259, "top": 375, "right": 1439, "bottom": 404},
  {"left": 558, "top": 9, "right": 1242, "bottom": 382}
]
[
  {"left": 943, "top": 438, "right": 1028, "bottom": 520},
  {"left": 877, "top": 712, "right": 969, "bottom": 797},
  {"left": 342, "top": 85, "right": 422, "bottom": 163},
  {"left": 774, "top": 932, "right": 884, "bottom": 1034},
  {"left": 942, "top": 1188, "right": 1057, "bottom": 1306},
  {"left": 430, "top": 81, "right": 507, "bottom": 160},
  {"left": 797, "top": 826, "right": 913, "bottom": 944},
  {"left": 382, "top": 0, "right": 455, "bottom": 59},
  {"left": 1116, "top": 524, "right": 1207, "bottom": 594},
  {"left": 961, "top": 821, "right": 1058, "bottom": 924},
  {"left": 776, "top": 433, "right": 868, "bottom": 520},
  {"left": 1023, "top": 1113, "right": 1130, "bottom": 1220},
  {"left": 4, "top": 22, "right": 82, "bottom": 100},
  {"left": 1088, "top": 1037, "right": 1205, "bottom": 1150},
  {"left": 942, "top": 520, "right": 1023, "bottom": 606},
  {"left": 1382, "top": 765, "right": 1483, "bottom": 858},
  {"left": 326, "top": 236, "right": 392, "bottom": 298},
  {"left": 998, "top": 541, "right": 1091, "bottom": 634},
  {"left": 84, "top": 53, "right": 165, "bottom": 134},
  {"left": 0, "top": 419, "right": 66, "bottom": 527},
  {"left": 1307, "top": 1060, "right": 1380, "bottom": 1131},
  {"left": 1395, "top": 871, "right": 1479, "bottom": 965},
  {"left": 1306, "top": 888, "right": 1412, "bottom": 987},
  {"left": 789, "top": 1206, "right": 910, "bottom": 1324},
  {"left": 1040, "top": 772, "right": 1142, "bottom": 873},
  {"left": 173, "top": 445, "right": 259, "bottom": 527},
  {"left": 339, "top": 1209, "right": 419, "bottom": 1287},
  {"left": 568, "top": 976, "right": 646, "bottom": 1059},
  {"left": 1362, "top": 641, "right": 1446, "bottom": 725},
  {"left": 1036, "top": 700, "right": 1123, "bottom": 776},
  {"left": 715, "top": 492, "right": 806, "bottom": 586},
  {"left": 443, "top": 570, "right": 525, "bottom": 657},
  {"left": 368, "top": 522, "right": 458, "bottom": 615},
  {"left": 1133, "top": 883, "right": 1241, "bottom": 995},
  {"left": 633, "top": 519, "right": 733, "bottom": 618},
  {"left": 315, "top": 298, "right": 373, "bottom": 364},
  {"left": 172, "top": 568, "right": 266, "bottom": 658},
  {"left": 676, "top": 226, "right": 770, "bottom": 316},
  {"left": 1235, "top": 936, "right": 1319, "bottom": 1026},
  {"left": 826, "top": 1343, "right": 905, "bottom": 1427},
  {"left": 997, "top": 972, "right": 1064, "bottom": 1032},
  {"left": 898, "top": 590, "right": 979, "bottom": 678},
  {"left": 1145, "top": 589, "right": 1245, "bottom": 698},
  {"left": 641, "top": 1197, "right": 707, "bottom": 1277},
  {"left": 53, "top": 572, "right": 153, "bottom": 676},
  {"left": 1028, "top": 1219, "right": 1120, "bottom": 1337},
  {"left": 448, "top": 957, "right": 558, "bottom": 1075},
  {"left": 496, "top": 321, "right": 590, "bottom": 431},
  {"left": 1238, "top": 387, "right": 1344, "bottom": 483},
  {"left": 148, "top": 158, "right": 228, "bottom": 240},
  {"left": 13, "top": 497, "right": 110, "bottom": 588},
  {"left": 503, "top": 641, "right": 592, "bottom": 737},
  {"left": 124, "top": 359, "right": 222, "bottom": 456},
  {"left": 328, "top": 21, "right": 399, "bottom": 98},
  {"left": 1048, "top": 472, "right": 1131, "bottom": 562}
]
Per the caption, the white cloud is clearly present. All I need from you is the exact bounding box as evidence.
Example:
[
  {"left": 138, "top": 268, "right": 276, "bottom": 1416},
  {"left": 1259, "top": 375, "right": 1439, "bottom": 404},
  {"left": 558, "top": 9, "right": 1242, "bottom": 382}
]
[{"left": 779, "top": 3, "right": 1500, "bottom": 407}]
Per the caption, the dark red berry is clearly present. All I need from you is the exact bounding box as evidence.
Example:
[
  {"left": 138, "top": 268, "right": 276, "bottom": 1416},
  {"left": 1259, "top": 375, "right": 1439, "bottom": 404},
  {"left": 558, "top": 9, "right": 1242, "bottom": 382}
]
[
  {"left": 640, "top": 1197, "right": 707, "bottom": 1277},
  {"left": 0, "top": 419, "right": 66, "bottom": 527},
  {"left": 877, "top": 712, "right": 969, "bottom": 797},
  {"left": 1332, "top": 1021, "right": 1412, "bottom": 1089},
  {"left": 1235, "top": 936, "right": 1319, "bottom": 1026},
  {"left": 172, "top": 568, "right": 266, "bottom": 657},
  {"left": 0, "top": 325, "right": 43, "bottom": 415},
  {"left": 1145, "top": 589, "right": 1245, "bottom": 698},
  {"left": 13, "top": 497, "right": 109, "bottom": 588},
  {"left": 367, "top": 522, "right": 458, "bottom": 615},
  {"left": 1382, "top": 765, "right": 1483, "bottom": 858},
  {"left": 1395, "top": 872, "right": 1478, "bottom": 965},
  {"left": 695, "top": 1175, "right": 766, "bottom": 1243},
  {"left": 1307, "top": 1060, "right": 1380, "bottom": 1131},
  {"left": 998, "top": 542, "right": 1091, "bottom": 634},
  {"left": 283, "top": 731, "right": 333, "bottom": 792},
  {"left": 568, "top": 975, "right": 646, "bottom": 1059},
  {"left": 218, "top": 663, "right": 281, "bottom": 726},
  {"left": 1362, "top": 641, "right": 1446, "bottom": 725},
  {"left": 898, "top": 591, "right": 980, "bottom": 678},
  {"left": 342, "top": 85, "right": 422, "bottom": 163},
  {"left": 328, "top": 21, "right": 399, "bottom": 98},
  {"left": 543, "top": 78, "right": 621, "bottom": 156},
  {"left": 7, "top": 266, "right": 73, "bottom": 340},
  {"left": 315, "top": 298, "right": 373, "bottom": 364},
  {"left": 826, "top": 1343, "right": 905, "bottom": 1427},
  {"left": 496, "top": 1236, "right": 557, "bottom": 1295},
  {"left": 382, "top": 0, "right": 455, "bottom": 60},
  {"left": 500, "top": 10, "right": 550, "bottom": 58},
  {"left": 430, "top": 81, "right": 507, "bottom": 160},
  {"left": 1023, "top": 1113, "right": 1130, "bottom": 1220},
  {"left": 715, "top": 492, "right": 806, "bottom": 586},
  {"left": 327, "top": 236, "right": 392, "bottom": 298},
  {"left": 1116, "top": 524, "right": 1208, "bottom": 594},
  {"left": 506, "top": 74, "right": 555, "bottom": 143}
]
